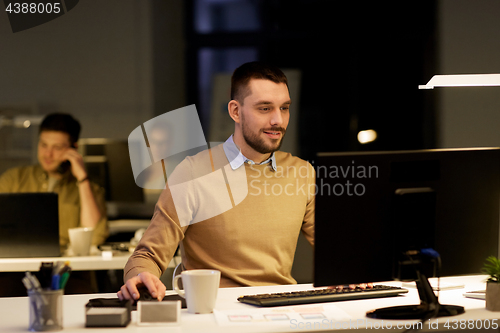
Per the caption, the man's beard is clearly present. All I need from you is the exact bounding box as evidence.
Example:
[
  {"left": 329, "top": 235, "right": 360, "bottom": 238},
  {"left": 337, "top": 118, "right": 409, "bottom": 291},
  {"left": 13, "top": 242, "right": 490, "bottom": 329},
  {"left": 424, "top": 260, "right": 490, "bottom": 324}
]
[{"left": 241, "top": 118, "right": 286, "bottom": 154}]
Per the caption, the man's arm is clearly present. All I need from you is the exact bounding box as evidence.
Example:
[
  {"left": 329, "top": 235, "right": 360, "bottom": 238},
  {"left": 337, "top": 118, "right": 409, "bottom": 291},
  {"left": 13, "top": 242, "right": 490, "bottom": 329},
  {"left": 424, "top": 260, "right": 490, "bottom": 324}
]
[
  {"left": 119, "top": 185, "right": 187, "bottom": 301},
  {"left": 86, "top": 183, "right": 108, "bottom": 245},
  {"left": 63, "top": 148, "right": 102, "bottom": 228},
  {"left": 119, "top": 149, "right": 196, "bottom": 300},
  {"left": 302, "top": 162, "right": 315, "bottom": 246},
  {"left": 77, "top": 179, "right": 102, "bottom": 228}
]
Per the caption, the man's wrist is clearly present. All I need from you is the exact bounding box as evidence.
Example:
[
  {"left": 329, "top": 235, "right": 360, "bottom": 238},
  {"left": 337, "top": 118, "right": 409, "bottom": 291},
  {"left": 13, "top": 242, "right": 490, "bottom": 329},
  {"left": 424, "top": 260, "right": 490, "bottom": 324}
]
[{"left": 77, "top": 176, "right": 89, "bottom": 184}]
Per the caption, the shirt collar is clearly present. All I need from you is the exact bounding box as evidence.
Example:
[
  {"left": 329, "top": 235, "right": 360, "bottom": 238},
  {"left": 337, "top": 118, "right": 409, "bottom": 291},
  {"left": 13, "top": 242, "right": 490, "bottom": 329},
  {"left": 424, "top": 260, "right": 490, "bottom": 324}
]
[
  {"left": 223, "top": 135, "right": 277, "bottom": 171},
  {"left": 35, "top": 164, "right": 73, "bottom": 183}
]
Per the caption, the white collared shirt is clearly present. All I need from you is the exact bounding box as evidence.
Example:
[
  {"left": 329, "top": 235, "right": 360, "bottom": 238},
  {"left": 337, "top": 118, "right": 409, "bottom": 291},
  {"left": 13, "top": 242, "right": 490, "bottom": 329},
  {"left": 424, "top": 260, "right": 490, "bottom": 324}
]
[{"left": 222, "top": 135, "right": 277, "bottom": 171}]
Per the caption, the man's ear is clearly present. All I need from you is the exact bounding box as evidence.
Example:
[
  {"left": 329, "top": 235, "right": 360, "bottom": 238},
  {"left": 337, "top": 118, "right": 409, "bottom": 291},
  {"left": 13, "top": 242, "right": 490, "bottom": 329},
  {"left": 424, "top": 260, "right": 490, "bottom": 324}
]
[{"left": 228, "top": 100, "right": 241, "bottom": 124}]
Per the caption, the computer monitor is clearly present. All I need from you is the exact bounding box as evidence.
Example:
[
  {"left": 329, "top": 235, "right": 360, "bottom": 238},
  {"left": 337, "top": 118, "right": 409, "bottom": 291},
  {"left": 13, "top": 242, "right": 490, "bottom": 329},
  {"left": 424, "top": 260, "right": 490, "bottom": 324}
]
[
  {"left": 80, "top": 139, "right": 144, "bottom": 203},
  {"left": 0, "top": 193, "right": 60, "bottom": 258},
  {"left": 314, "top": 147, "right": 500, "bottom": 318}
]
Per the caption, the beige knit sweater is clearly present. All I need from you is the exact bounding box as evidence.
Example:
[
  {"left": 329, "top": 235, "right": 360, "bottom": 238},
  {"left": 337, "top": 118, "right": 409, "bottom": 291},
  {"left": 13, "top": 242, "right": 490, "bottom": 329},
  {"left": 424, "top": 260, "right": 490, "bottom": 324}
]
[{"left": 124, "top": 143, "right": 315, "bottom": 287}]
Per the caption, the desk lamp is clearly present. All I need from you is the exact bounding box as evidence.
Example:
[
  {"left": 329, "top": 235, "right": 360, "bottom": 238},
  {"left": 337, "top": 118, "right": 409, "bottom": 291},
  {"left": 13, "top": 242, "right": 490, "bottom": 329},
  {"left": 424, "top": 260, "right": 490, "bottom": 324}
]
[{"left": 419, "top": 73, "right": 500, "bottom": 89}]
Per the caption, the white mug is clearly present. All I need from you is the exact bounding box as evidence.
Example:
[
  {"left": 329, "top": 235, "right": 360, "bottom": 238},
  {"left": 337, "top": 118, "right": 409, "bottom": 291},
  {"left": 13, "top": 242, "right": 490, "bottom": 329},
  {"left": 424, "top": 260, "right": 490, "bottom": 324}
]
[
  {"left": 68, "top": 227, "right": 94, "bottom": 256},
  {"left": 173, "top": 269, "right": 220, "bottom": 314}
]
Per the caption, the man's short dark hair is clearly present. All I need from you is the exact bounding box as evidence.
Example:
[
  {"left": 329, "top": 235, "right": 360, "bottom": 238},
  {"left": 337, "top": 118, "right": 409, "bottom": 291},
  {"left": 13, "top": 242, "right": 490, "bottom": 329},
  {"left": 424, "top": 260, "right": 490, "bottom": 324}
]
[
  {"left": 231, "top": 62, "right": 288, "bottom": 103},
  {"left": 39, "top": 113, "right": 81, "bottom": 145}
]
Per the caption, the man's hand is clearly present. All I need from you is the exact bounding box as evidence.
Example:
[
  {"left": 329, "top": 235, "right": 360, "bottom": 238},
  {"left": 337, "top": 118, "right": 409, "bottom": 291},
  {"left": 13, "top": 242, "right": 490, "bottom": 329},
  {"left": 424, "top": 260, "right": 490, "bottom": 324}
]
[
  {"left": 61, "top": 148, "right": 87, "bottom": 182},
  {"left": 117, "top": 271, "right": 166, "bottom": 302}
]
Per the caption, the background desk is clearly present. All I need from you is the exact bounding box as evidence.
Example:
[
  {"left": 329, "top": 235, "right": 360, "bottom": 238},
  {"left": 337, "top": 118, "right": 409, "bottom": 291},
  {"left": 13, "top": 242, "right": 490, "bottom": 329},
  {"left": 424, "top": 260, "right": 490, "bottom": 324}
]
[
  {"left": 0, "top": 275, "right": 498, "bottom": 332},
  {"left": 0, "top": 252, "right": 132, "bottom": 272},
  {"left": 0, "top": 252, "right": 180, "bottom": 293}
]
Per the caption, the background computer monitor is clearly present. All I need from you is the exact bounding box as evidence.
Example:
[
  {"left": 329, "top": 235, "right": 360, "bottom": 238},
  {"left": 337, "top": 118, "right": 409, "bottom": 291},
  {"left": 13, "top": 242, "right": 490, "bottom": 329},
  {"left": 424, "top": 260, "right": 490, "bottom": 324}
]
[
  {"left": 314, "top": 147, "right": 500, "bottom": 287},
  {"left": 0, "top": 193, "right": 60, "bottom": 258},
  {"left": 78, "top": 139, "right": 158, "bottom": 220},
  {"left": 79, "top": 139, "right": 144, "bottom": 203}
]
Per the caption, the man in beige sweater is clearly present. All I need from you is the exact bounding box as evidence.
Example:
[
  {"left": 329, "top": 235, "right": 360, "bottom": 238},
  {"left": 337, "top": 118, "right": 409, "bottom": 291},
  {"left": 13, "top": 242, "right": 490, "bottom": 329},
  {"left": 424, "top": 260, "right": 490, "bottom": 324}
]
[{"left": 118, "top": 62, "right": 315, "bottom": 301}]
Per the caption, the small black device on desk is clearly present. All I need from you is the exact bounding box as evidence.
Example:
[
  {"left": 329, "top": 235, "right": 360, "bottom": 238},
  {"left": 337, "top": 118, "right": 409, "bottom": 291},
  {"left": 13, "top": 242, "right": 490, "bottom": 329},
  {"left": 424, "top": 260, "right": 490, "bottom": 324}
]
[
  {"left": 85, "top": 288, "right": 186, "bottom": 327},
  {"left": 133, "top": 287, "right": 187, "bottom": 310},
  {"left": 237, "top": 285, "right": 408, "bottom": 307},
  {"left": 86, "top": 298, "right": 132, "bottom": 327}
]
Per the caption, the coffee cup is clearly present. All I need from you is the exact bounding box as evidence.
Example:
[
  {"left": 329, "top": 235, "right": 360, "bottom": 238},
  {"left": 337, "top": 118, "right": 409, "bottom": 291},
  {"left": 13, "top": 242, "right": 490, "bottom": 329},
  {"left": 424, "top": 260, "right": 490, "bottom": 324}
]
[
  {"left": 173, "top": 269, "right": 220, "bottom": 314},
  {"left": 68, "top": 227, "right": 93, "bottom": 256}
]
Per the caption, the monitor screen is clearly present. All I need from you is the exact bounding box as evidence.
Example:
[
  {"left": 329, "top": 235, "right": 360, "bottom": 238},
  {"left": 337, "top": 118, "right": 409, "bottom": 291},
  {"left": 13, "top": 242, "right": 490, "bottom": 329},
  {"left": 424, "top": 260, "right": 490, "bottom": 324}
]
[
  {"left": 80, "top": 139, "right": 144, "bottom": 203},
  {"left": 314, "top": 147, "right": 500, "bottom": 287},
  {"left": 0, "top": 193, "right": 60, "bottom": 258}
]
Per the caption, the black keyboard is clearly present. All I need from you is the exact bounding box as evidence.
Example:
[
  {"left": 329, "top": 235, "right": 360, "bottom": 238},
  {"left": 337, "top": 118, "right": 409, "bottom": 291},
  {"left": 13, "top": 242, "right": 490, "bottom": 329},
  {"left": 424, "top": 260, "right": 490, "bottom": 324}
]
[{"left": 237, "top": 285, "right": 408, "bottom": 307}]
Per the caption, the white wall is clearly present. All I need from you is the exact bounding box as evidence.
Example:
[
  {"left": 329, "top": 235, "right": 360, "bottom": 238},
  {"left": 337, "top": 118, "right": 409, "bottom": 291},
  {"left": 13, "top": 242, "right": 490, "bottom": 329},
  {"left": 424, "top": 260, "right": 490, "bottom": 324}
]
[
  {"left": 0, "top": 0, "right": 154, "bottom": 139},
  {"left": 438, "top": 0, "right": 500, "bottom": 148}
]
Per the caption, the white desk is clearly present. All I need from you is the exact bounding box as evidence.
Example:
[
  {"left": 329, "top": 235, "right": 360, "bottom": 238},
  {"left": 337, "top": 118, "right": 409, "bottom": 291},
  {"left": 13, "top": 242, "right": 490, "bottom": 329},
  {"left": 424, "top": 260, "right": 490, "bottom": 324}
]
[
  {"left": 0, "top": 252, "right": 131, "bottom": 272},
  {"left": 0, "top": 252, "right": 179, "bottom": 272},
  {"left": 0, "top": 275, "right": 498, "bottom": 332},
  {"left": 107, "top": 219, "right": 150, "bottom": 235}
]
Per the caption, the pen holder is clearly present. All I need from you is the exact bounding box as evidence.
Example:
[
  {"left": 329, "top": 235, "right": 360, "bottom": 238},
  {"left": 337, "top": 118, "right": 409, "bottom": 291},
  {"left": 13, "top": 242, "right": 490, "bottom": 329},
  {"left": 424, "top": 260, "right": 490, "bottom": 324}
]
[{"left": 28, "top": 289, "right": 63, "bottom": 332}]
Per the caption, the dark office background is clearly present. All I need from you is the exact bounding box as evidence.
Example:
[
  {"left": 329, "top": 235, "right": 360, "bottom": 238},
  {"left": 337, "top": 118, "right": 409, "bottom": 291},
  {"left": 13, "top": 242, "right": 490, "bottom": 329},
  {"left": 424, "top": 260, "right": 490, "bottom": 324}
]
[
  {"left": 1, "top": 0, "right": 500, "bottom": 164},
  {"left": 1, "top": 0, "right": 500, "bottom": 287},
  {"left": 177, "top": 0, "right": 438, "bottom": 162}
]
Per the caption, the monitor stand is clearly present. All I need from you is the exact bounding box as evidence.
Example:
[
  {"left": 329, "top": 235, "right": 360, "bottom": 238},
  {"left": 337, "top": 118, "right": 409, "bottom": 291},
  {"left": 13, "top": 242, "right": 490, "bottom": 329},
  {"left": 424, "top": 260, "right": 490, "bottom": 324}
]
[{"left": 366, "top": 271, "right": 465, "bottom": 320}]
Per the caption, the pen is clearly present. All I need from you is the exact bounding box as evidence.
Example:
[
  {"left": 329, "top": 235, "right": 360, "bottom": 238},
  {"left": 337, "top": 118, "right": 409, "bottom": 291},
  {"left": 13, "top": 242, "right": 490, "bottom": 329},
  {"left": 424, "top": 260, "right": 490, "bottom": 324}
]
[
  {"left": 26, "top": 272, "right": 42, "bottom": 291},
  {"left": 52, "top": 261, "right": 63, "bottom": 276},
  {"left": 22, "top": 276, "right": 33, "bottom": 291},
  {"left": 51, "top": 275, "right": 60, "bottom": 290},
  {"left": 25, "top": 271, "right": 47, "bottom": 328},
  {"left": 24, "top": 274, "right": 42, "bottom": 328},
  {"left": 59, "top": 271, "right": 70, "bottom": 289},
  {"left": 58, "top": 261, "right": 71, "bottom": 275},
  {"left": 57, "top": 261, "right": 71, "bottom": 290}
]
